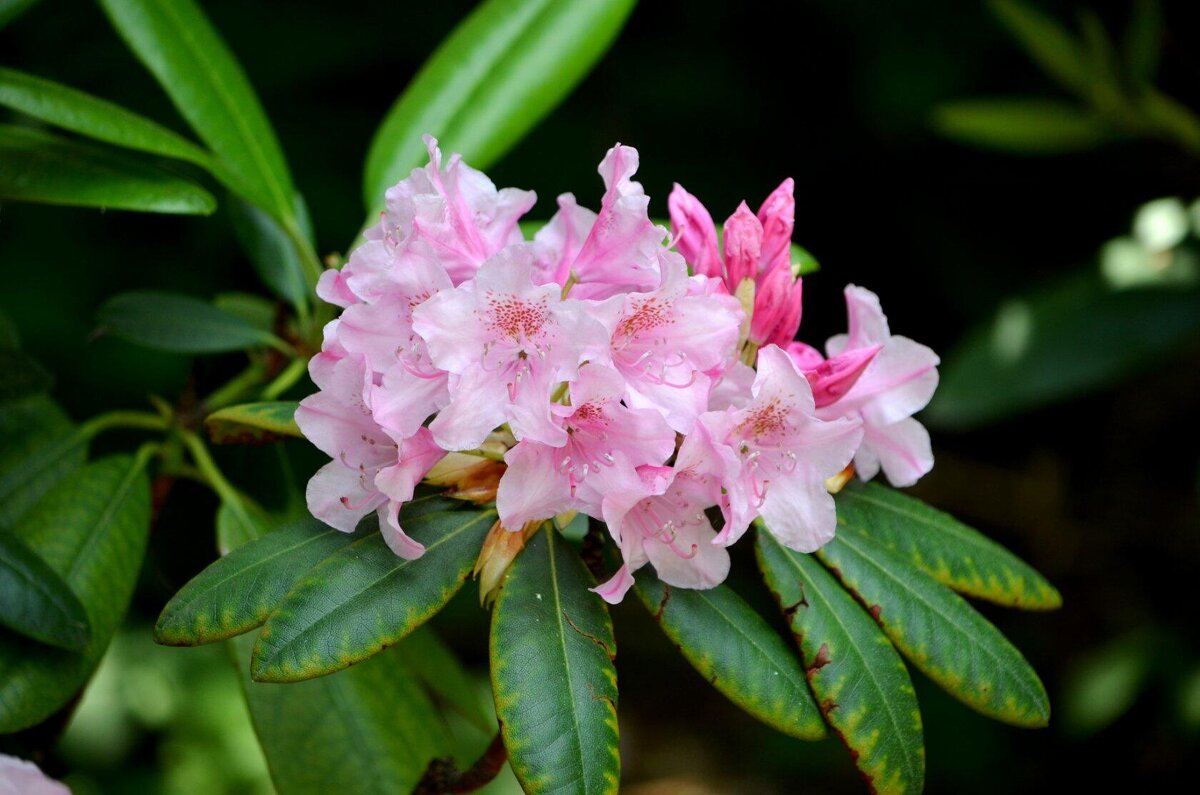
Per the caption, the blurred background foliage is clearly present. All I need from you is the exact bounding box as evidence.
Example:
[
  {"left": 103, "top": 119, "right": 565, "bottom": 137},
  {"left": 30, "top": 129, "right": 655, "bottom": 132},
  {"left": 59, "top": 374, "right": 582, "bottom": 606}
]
[{"left": 1, "top": 0, "right": 1198, "bottom": 791}]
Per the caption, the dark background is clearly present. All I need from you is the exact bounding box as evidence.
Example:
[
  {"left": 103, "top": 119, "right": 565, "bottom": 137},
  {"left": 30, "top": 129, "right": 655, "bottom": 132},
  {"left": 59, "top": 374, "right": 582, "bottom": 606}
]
[{"left": 2, "top": 0, "right": 1199, "bottom": 792}]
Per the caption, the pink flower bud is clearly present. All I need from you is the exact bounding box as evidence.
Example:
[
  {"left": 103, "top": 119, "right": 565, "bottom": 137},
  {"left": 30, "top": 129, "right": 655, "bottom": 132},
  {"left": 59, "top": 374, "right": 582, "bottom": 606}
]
[
  {"left": 722, "top": 202, "right": 762, "bottom": 290},
  {"left": 668, "top": 183, "right": 722, "bottom": 278},
  {"left": 757, "top": 177, "right": 795, "bottom": 275},
  {"left": 749, "top": 262, "right": 797, "bottom": 345}
]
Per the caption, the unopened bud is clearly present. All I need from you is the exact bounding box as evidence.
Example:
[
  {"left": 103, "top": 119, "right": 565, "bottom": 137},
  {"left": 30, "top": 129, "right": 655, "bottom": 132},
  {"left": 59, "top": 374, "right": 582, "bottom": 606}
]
[
  {"left": 425, "top": 452, "right": 505, "bottom": 504},
  {"left": 474, "top": 520, "right": 542, "bottom": 606}
]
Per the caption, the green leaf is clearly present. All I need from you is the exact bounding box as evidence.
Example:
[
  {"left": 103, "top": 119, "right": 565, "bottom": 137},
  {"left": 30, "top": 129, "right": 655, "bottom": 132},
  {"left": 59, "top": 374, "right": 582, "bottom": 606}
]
[
  {"left": 816, "top": 526, "right": 1050, "bottom": 727},
  {"left": 0, "top": 454, "right": 151, "bottom": 732},
  {"left": 154, "top": 515, "right": 354, "bottom": 646},
  {"left": 402, "top": 626, "right": 494, "bottom": 734},
  {"left": 0, "top": 533, "right": 90, "bottom": 650},
  {"left": 0, "top": 67, "right": 214, "bottom": 168},
  {"left": 756, "top": 529, "right": 924, "bottom": 795},
  {"left": 98, "top": 0, "right": 296, "bottom": 221},
  {"left": 988, "top": 0, "right": 1090, "bottom": 97},
  {"left": 97, "top": 290, "right": 284, "bottom": 354},
  {"left": 634, "top": 575, "right": 825, "bottom": 740},
  {"left": 491, "top": 527, "right": 619, "bottom": 795},
  {"left": 932, "top": 99, "right": 1115, "bottom": 153},
  {"left": 228, "top": 196, "right": 310, "bottom": 310},
  {"left": 927, "top": 272, "right": 1200, "bottom": 428},
  {"left": 0, "top": 349, "right": 52, "bottom": 401},
  {"left": 0, "top": 394, "right": 85, "bottom": 529},
  {"left": 252, "top": 508, "right": 493, "bottom": 682},
  {"left": 0, "top": 124, "right": 216, "bottom": 215},
  {"left": 836, "top": 483, "right": 1061, "bottom": 610},
  {"left": 0, "top": 0, "right": 40, "bottom": 30},
  {"left": 1124, "top": 0, "right": 1162, "bottom": 83},
  {"left": 215, "top": 495, "right": 275, "bottom": 557},
  {"left": 205, "top": 401, "right": 302, "bottom": 444},
  {"left": 234, "top": 635, "right": 452, "bottom": 795},
  {"left": 363, "top": 0, "right": 636, "bottom": 211},
  {"left": 212, "top": 292, "right": 277, "bottom": 333}
]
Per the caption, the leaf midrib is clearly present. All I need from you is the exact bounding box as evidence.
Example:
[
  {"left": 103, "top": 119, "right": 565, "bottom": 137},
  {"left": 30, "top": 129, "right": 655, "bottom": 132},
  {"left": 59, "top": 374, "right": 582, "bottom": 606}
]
[
  {"left": 685, "top": 588, "right": 809, "bottom": 698},
  {"left": 834, "top": 529, "right": 1046, "bottom": 714},
  {"left": 261, "top": 511, "right": 494, "bottom": 662},
  {"left": 64, "top": 457, "right": 144, "bottom": 583},
  {"left": 160, "top": 528, "right": 339, "bottom": 628},
  {"left": 766, "top": 534, "right": 921, "bottom": 785},
  {"left": 546, "top": 529, "right": 590, "bottom": 794}
]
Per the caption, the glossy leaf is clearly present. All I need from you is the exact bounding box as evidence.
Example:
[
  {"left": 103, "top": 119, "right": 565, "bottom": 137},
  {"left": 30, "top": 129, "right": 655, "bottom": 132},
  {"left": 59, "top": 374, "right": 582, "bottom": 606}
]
[
  {"left": 98, "top": 290, "right": 283, "bottom": 354},
  {"left": 836, "top": 482, "right": 1061, "bottom": 610},
  {"left": 0, "top": 454, "right": 151, "bottom": 732},
  {"left": 205, "top": 401, "right": 302, "bottom": 444},
  {"left": 634, "top": 575, "right": 825, "bottom": 740},
  {"left": 228, "top": 196, "right": 310, "bottom": 309},
  {"left": 817, "top": 526, "right": 1050, "bottom": 727},
  {"left": 0, "top": 394, "right": 85, "bottom": 529},
  {"left": 0, "top": 124, "right": 216, "bottom": 215},
  {"left": 252, "top": 507, "right": 492, "bottom": 682},
  {"left": 98, "top": 0, "right": 296, "bottom": 220},
  {"left": 989, "top": 0, "right": 1089, "bottom": 96},
  {"left": 234, "top": 635, "right": 452, "bottom": 795},
  {"left": 0, "top": 349, "right": 52, "bottom": 401},
  {"left": 491, "top": 528, "right": 619, "bottom": 795},
  {"left": 0, "top": 532, "right": 90, "bottom": 650},
  {"left": 756, "top": 529, "right": 924, "bottom": 795},
  {"left": 363, "top": 0, "right": 636, "bottom": 211},
  {"left": 0, "top": 67, "right": 214, "bottom": 168},
  {"left": 154, "top": 515, "right": 354, "bottom": 646},
  {"left": 932, "top": 99, "right": 1115, "bottom": 154},
  {"left": 926, "top": 272, "right": 1200, "bottom": 428},
  {"left": 402, "top": 626, "right": 494, "bottom": 734}
]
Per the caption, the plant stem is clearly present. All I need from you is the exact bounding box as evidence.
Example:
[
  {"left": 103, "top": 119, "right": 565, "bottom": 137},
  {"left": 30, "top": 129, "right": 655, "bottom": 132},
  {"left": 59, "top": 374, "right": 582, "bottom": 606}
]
[
  {"left": 178, "top": 429, "right": 241, "bottom": 507},
  {"left": 77, "top": 411, "right": 170, "bottom": 441},
  {"left": 204, "top": 362, "right": 268, "bottom": 412},
  {"left": 262, "top": 357, "right": 307, "bottom": 400}
]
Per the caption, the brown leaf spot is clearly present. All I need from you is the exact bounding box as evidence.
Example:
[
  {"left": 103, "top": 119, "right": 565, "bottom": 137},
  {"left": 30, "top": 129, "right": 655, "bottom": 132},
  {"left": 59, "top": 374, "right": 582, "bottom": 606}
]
[{"left": 807, "top": 642, "right": 832, "bottom": 680}]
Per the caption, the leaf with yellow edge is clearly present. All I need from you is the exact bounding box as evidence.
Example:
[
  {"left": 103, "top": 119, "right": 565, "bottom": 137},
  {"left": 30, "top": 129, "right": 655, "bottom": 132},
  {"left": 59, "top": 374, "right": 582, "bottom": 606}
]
[
  {"left": 817, "top": 525, "right": 1050, "bottom": 727},
  {"left": 756, "top": 528, "right": 924, "bottom": 795},
  {"left": 491, "top": 527, "right": 619, "bottom": 795},
  {"left": 836, "top": 482, "right": 1061, "bottom": 610}
]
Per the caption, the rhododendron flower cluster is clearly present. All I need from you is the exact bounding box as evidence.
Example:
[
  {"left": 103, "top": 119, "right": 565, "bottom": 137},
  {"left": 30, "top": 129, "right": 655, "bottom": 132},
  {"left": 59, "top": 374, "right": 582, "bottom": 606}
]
[{"left": 297, "top": 136, "right": 939, "bottom": 603}]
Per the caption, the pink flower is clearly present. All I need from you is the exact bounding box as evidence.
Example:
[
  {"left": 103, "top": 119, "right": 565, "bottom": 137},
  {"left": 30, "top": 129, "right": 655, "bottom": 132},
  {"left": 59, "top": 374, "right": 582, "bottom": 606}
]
[
  {"left": 295, "top": 355, "right": 443, "bottom": 558},
  {"left": 412, "top": 246, "right": 607, "bottom": 450},
  {"left": 669, "top": 180, "right": 804, "bottom": 347},
  {"left": 813, "top": 285, "right": 940, "bottom": 487},
  {"left": 496, "top": 364, "right": 676, "bottom": 528},
  {"left": 0, "top": 754, "right": 69, "bottom": 795},
  {"left": 591, "top": 464, "right": 730, "bottom": 604},
  {"left": 785, "top": 341, "right": 882, "bottom": 409},
  {"left": 531, "top": 145, "right": 666, "bottom": 299},
  {"left": 366, "top": 135, "right": 536, "bottom": 285},
  {"left": 597, "top": 254, "right": 742, "bottom": 433},
  {"left": 690, "top": 345, "right": 863, "bottom": 552}
]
